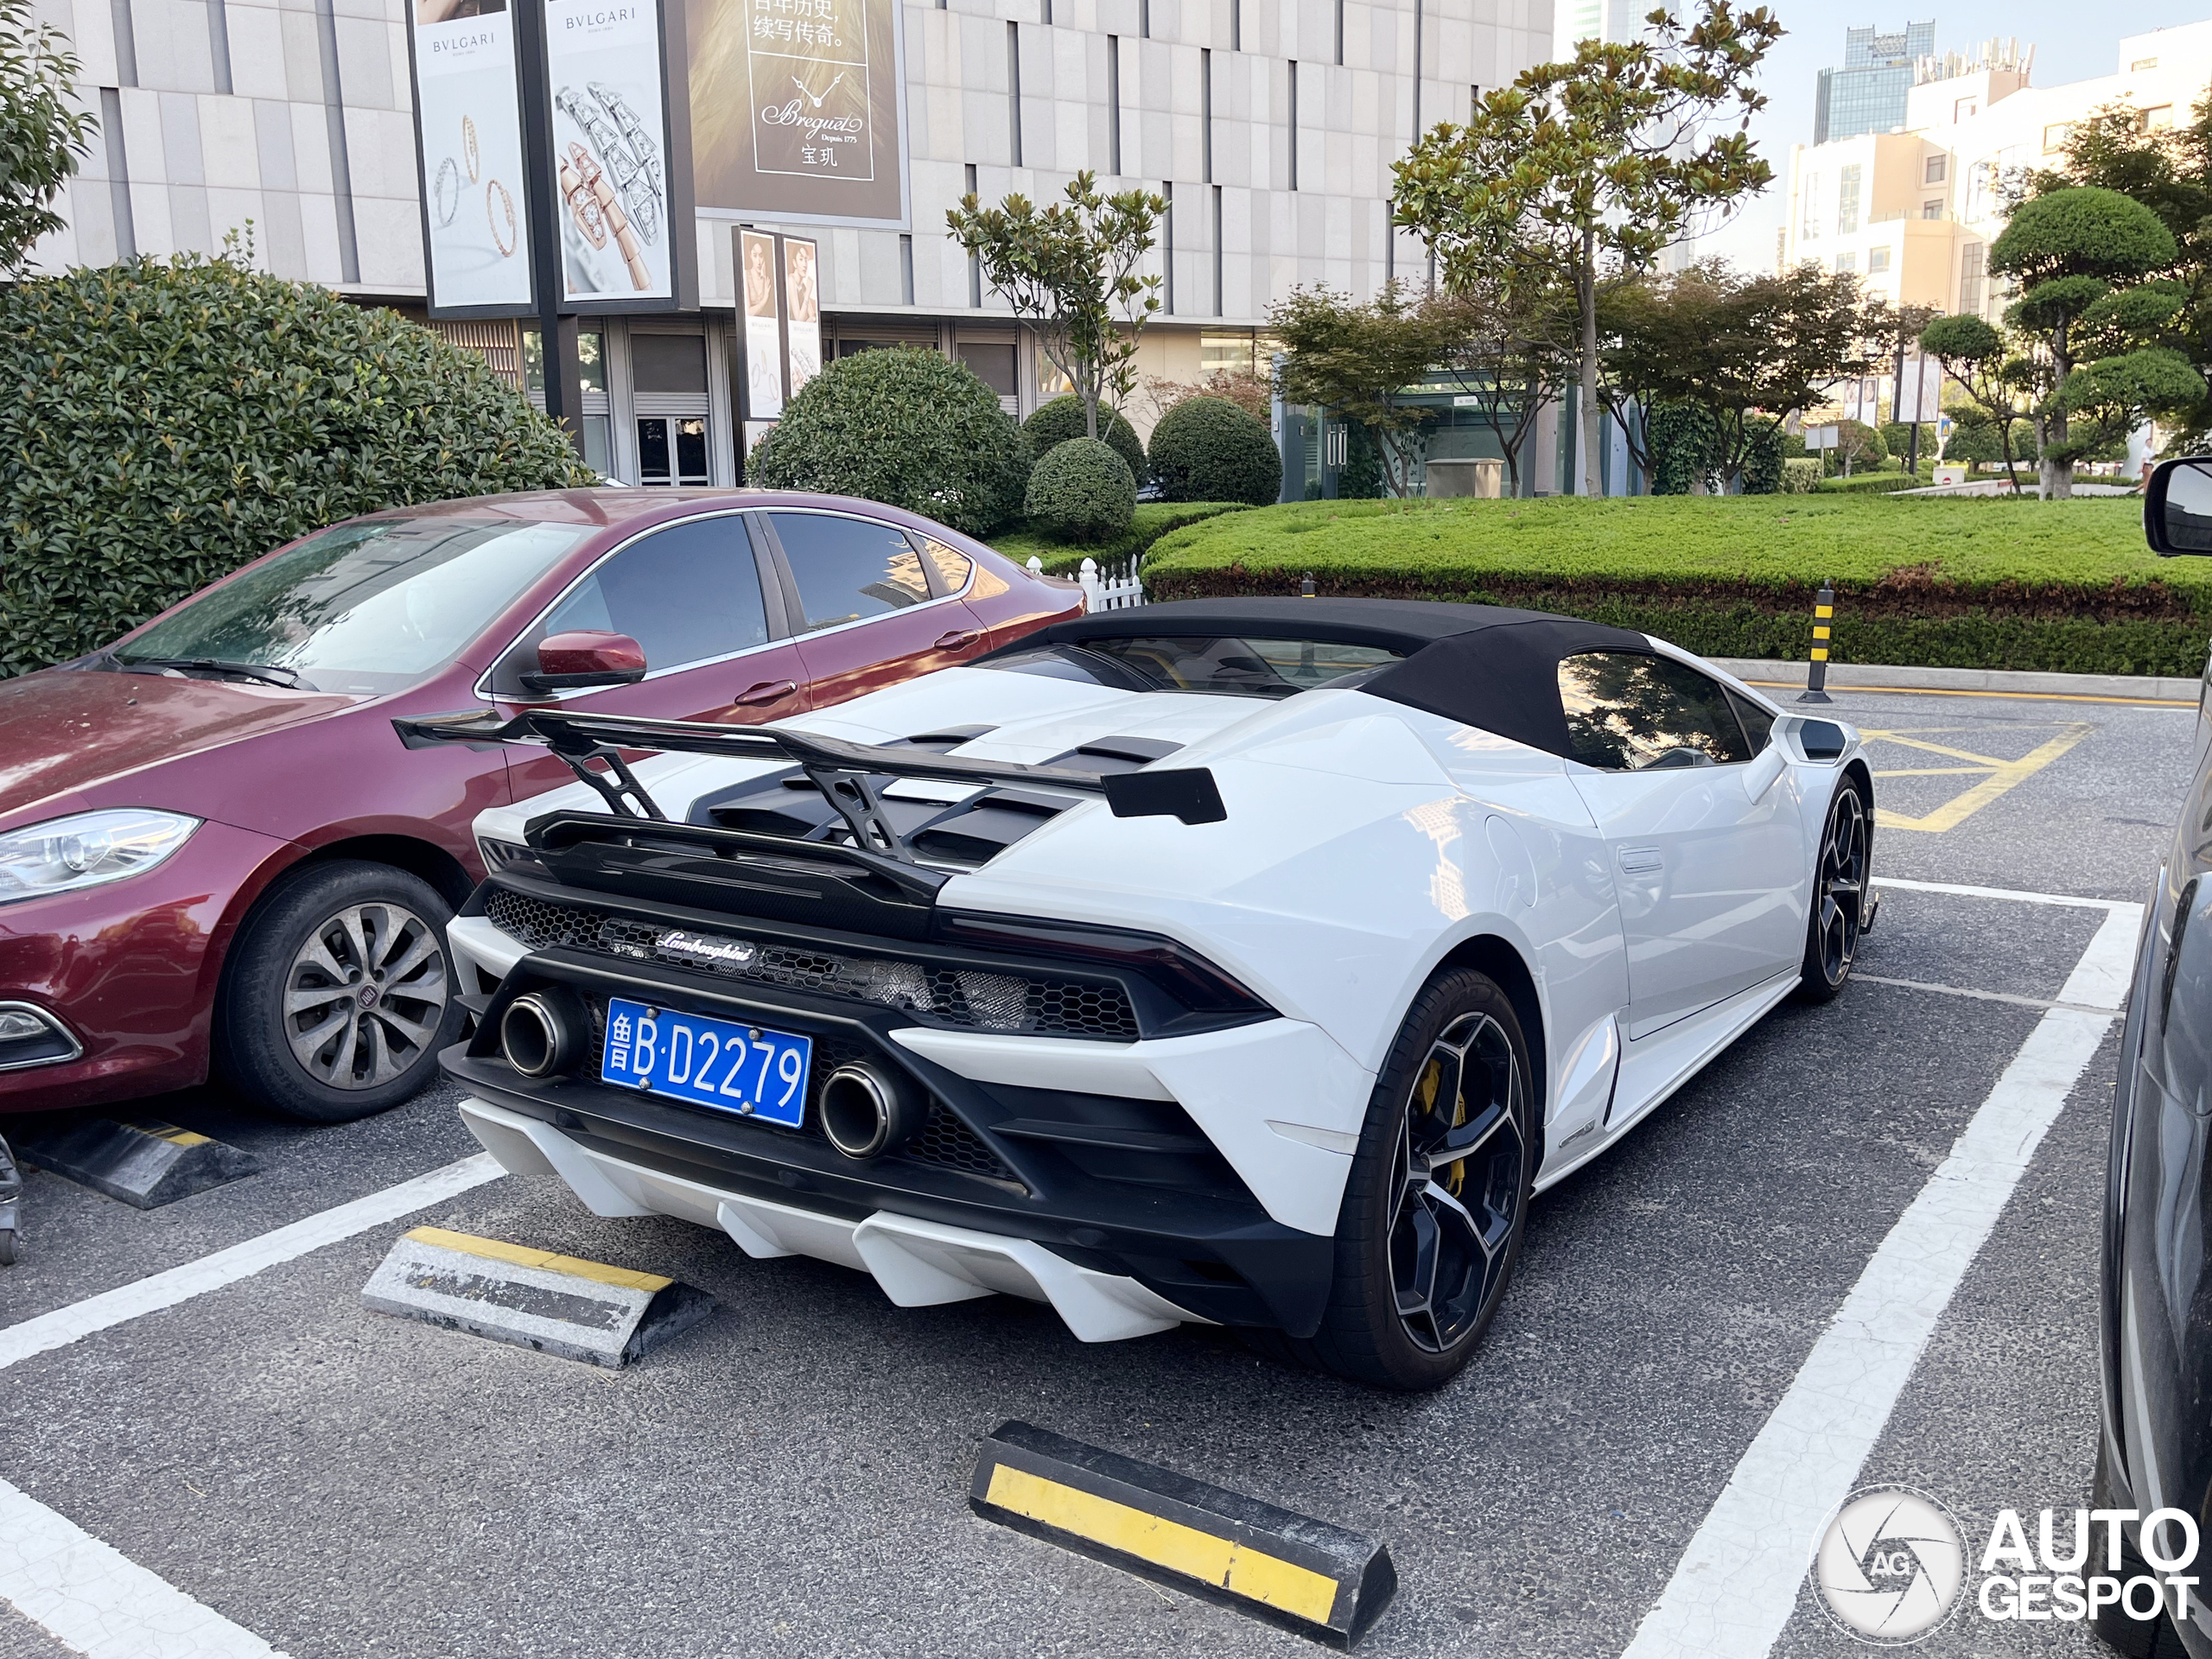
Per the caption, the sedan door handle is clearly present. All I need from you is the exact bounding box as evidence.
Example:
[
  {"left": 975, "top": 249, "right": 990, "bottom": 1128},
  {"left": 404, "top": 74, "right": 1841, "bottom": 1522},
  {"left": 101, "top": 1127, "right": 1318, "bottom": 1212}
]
[
  {"left": 934, "top": 629, "right": 983, "bottom": 652},
  {"left": 733, "top": 679, "right": 798, "bottom": 706}
]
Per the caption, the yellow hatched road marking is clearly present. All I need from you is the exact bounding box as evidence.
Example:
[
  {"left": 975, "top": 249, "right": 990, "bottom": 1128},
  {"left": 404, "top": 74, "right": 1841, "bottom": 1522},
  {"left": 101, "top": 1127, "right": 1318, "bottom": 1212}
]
[
  {"left": 1861, "top": 723, "right": 2094, "bottom": 833},
  {"left": 404, "top": 1225, "right": 672, "bottom": 1293},
  {"left": 984, "top": 1464, "right": 1339, "bottom": 1624}
]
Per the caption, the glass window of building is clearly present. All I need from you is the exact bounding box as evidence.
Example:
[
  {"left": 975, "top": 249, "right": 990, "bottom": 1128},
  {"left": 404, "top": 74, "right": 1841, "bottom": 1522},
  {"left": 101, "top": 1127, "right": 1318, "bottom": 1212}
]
[
  {"left": 1959, "top": 243, "right": 1986, "bottom": 316},
  {"left": 1922, "top": 199, "right": 1943, "bottom": 220},
  {"left": 523, "top": 325, "right": 611, "bottom": 477},
  {"left": 1801, "top": 174, "right": 1822, "bottom": 239},
  {"left": 1201, "top": 333, "right": 1260, "bottom": 378},
  {"left": 1867, "top": 246, "right": 1890, "bottom": 272},
  {"left": 1837, "top": 163, "right": 1860, "bottom": 235},
  {"left": 1836, "top": 251, "right": 1857, "bottom": 273},
  {"left": 1924, "top": 155, "right": 1946, "bottom": 184},
  {"left": 2044, "top": 123, "right": 2072, "bottom": 154}
]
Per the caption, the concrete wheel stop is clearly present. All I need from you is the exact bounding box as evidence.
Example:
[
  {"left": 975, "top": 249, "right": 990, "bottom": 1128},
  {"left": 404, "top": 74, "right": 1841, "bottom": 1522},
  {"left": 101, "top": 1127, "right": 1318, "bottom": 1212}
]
[
  {"left": 362, "top": 1225, "right": 714, "bottom": 1368},
  {"left": 17, "top": 1120, "right": 262, "bottom": 1209}
]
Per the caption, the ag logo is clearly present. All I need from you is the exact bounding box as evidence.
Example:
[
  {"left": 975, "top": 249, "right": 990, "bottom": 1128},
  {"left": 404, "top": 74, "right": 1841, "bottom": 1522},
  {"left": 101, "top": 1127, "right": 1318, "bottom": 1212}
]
[{"left": 1812, "top": 1485, "right": 1967, "bottom": 1644}]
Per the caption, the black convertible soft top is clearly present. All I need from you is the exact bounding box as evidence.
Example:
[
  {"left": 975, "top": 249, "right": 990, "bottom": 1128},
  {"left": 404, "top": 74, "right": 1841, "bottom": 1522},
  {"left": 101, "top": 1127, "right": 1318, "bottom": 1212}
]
[{"left": 995, "top": 597, "right": 1654, "bottom": 760}]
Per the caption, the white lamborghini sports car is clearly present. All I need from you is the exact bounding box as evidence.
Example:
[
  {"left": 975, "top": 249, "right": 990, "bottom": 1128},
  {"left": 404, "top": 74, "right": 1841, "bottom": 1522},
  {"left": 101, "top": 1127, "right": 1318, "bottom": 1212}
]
[{"left": 403, "top": 598, "right": 1874, "bottom": 1390}]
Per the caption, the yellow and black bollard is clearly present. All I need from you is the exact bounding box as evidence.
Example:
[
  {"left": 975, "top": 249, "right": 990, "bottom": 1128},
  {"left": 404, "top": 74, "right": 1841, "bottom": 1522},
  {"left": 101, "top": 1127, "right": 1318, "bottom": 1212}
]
[{"left": 1799, "top": 579, "right": 1835, "bottom": 704}]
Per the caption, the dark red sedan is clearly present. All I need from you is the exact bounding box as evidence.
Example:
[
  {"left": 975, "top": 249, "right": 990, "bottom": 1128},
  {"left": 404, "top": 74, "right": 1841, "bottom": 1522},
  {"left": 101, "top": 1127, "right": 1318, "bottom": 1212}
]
[{"left": 0, "top": 489, "right": 1079, "bottom": 1123}]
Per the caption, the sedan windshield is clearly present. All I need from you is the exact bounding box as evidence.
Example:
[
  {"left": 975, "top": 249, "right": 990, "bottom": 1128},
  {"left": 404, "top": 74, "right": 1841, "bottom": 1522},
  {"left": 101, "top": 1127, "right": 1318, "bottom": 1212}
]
[
  {"left": 982, "top": 635, "right": 1405, "bottom": 699},
  {"left": 113, "top": 517, "right": 590, "bottom": 694}
]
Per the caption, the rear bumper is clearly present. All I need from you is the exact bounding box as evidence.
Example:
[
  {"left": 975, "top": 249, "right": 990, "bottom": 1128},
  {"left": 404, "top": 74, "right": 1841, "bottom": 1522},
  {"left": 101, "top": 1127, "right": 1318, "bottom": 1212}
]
[{"left": 461, "top": 1096, "right": 1202, "bottom": 1342}]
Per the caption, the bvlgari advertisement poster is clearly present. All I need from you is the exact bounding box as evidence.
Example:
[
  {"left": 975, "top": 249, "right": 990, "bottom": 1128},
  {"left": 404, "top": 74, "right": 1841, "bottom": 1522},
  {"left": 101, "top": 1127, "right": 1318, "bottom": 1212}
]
[
  {"left": 545, "top": 0, "right": 676, "bottom": 303},
  {"left": 741, "top": 227, "right": 784, "bottom": 418},
  {"left": 685, "top": 0, "right": 907, "bottom": 226},
  {"left": 410, "top": 0, "right": 535, "bottom": 313}
]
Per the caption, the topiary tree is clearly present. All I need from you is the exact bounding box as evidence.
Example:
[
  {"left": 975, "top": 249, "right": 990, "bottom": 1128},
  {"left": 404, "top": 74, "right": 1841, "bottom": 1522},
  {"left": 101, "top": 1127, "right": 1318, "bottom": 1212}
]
[
  {"left": 1646, "top": 399, "right": 1719, "bottom": 494},
  {"left": 1024, "top": 437, "right": 1136, "bottom": 543},
  {"left": 0, "top": 250, "right": 588, "bottom": 677},
  {"left": 752, "top": 346, "right": 1031, "bottom": 536},
  {"left": 1989, "top": 185, "right": 2182, "bottom": 497},
  {"left": 0, "top": 0, "right": 96, "bottom": 274},
  {"left": 1025, "top": 395, "right": 1145, "bottom": 486},
  {"left": 1147, "top": 395, "right": 1282, "bottom": 505}
]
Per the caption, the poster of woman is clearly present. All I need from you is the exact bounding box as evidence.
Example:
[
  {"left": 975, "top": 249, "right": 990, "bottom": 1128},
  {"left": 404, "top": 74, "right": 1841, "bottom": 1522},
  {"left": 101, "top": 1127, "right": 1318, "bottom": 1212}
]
[
  {"left": 783, "top": 238, "right": 821, "bottom": 398},
  {"left": 741, "top": 228, "right": 784, "bottom": 418}
]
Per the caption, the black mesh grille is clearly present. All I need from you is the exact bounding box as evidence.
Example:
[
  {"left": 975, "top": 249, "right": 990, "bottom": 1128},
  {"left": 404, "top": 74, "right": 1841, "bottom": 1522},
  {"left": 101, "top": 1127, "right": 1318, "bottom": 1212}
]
[
  {"left": 486, "top": 887, "right": 1139, "bottom": 1039},
  {"left": 582, "top": 998, "right": 1019, "bottom": 1184}
]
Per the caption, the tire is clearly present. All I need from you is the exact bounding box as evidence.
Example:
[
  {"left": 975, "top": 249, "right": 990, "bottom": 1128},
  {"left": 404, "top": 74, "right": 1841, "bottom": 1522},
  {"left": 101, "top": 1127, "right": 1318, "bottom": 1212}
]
[
  {"left": 1796, "top": 777, "right": 1871, "bottom": 1004},
  {"left": 1291, "top": 969, "right": 1536, "bottom": 1391},
  {"left": 216, "top": 860, "right": 463, "bottom": 1124},
  {"left": 2089, "top": 1442, "right": 2191, "bottom": 1656}
]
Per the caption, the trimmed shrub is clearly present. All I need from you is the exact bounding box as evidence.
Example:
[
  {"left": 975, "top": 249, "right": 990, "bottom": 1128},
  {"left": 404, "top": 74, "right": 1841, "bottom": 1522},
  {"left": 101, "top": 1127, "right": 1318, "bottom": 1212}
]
[
  {"left": 1024, "top": 437, "right": 1137, "bottom": 543},
  {"left": 1024, "top": 395, "right": 1147, "bottom": 485},
  {"left": 1147, "top": 395, "right": 1283, "bottom": 505},
  {"left": 1782, "top": 458, "right": 1824, "bottom": 493},
  {"left": 1741, "top": 423, "right": 1784, "bottom": 495},
  {"left": 0, "top": 251, "right": 588, "bottom": 677},
  {"left": 1649, "top": 400, "right": 1719, "bottom": 494},
  {"left": 752, "top": 346, "right": 1031, "bottom": 537}
]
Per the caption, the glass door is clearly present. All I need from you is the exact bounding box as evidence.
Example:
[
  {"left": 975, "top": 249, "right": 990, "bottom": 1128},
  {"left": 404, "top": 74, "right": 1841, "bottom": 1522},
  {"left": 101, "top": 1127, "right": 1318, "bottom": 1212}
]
[{"left": 637, "top": 416, "right": 709, "bottom": 486}]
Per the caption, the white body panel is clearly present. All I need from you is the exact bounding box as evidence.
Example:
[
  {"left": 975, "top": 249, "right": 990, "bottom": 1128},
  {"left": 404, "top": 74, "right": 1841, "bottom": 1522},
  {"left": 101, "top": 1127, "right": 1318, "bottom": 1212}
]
[{"left": 463, "top": 641, "right": 1866, "bottom": 1319}]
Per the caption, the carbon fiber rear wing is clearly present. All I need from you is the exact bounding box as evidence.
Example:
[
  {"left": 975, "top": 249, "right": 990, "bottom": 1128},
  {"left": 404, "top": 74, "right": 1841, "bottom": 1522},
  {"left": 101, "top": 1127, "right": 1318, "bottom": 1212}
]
[{"left": 393, "top": 708, "right": 1226, "bottom": 864}]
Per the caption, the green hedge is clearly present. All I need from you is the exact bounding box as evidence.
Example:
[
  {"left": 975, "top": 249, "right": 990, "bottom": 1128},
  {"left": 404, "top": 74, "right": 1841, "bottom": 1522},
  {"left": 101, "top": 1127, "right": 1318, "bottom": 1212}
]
[
  {"left": 993, "top": 500, "right": 1250, "bottom": 575},
  {"left": 0, "top": 253, "right": 587, "bottom": 677},
  {"left": 1138, "top": 494, "right": 2208, "bottom": 676}
]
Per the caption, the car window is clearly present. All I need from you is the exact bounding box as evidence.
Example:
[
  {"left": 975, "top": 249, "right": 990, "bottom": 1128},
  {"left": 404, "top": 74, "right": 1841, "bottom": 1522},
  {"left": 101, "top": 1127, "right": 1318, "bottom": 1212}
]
[
  {"left": 771, "top": 512, "right": 931, "bottom": 630},
  {"left": 1558, "top": 651, "right": 1756, "bottom": 770},
  {"left": 540, "top": 516, "right": 768, "bottom": 672},
  {"left": 982, "top": 635, "right": 1404, "bottom": 698},
  {"left": 115, "top": 517, "right": 590, "bottom": 695},
  {"left": 913, "top": 534, "right": 974, "bottom": 596},
  {"left": 1726, "top": 689, "right": 1776, "bottom": 753}
]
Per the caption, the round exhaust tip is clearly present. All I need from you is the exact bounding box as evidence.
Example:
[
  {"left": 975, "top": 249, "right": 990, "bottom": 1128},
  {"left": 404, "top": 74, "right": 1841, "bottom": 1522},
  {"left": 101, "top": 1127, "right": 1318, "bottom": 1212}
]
[
  {"left": 500, "top": 991, "right": 581, "bottom": 1078},
  {"left": 820, "top": 1062, "right": 923, "bottom": 1160}
]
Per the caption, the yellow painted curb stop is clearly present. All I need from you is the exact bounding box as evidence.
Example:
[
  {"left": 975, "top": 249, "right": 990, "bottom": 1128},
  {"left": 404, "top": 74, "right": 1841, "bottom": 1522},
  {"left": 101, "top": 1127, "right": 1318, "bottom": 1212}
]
[{"left": 970, "top": 1421, "right": 1395, "bottom": 1648}]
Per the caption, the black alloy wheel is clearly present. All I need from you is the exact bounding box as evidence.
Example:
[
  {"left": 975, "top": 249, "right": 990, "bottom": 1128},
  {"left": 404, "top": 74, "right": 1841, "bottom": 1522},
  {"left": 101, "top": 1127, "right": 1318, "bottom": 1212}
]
[
  {"left": 1288, "top": 969, "right": 1535, "bottom": 1391},
  {"left": 1797, "top": 779, "right": 1871, "bottom": 1003}
]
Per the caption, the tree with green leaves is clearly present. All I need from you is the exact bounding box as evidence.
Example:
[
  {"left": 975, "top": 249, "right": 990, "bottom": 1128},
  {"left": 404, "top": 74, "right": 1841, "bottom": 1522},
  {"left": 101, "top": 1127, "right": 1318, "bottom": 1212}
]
[
  {"left": 0, "top": 0, "right": 96, "bottom": 274},
  {"left": 1918, "top": 315, "right": 2035, "bottom": 493},
  {"left": 946, "top": 171, "right": 1167, "bottom": 442},
  {"left": 1601, "top": 259, "right": 1887, "bottom": 492},
  {"left": 1268, "top": 283, "right": 1459, "bottom": 499},
  {"left": 1986, "top": 185, "right": 2196, "bottom": 497},
  {"left": 1392, "top": 0, "right": 1783, "bottom": 497},
  {"left": 1429, "top": 265, "right": 1578, "bottom": 496}
]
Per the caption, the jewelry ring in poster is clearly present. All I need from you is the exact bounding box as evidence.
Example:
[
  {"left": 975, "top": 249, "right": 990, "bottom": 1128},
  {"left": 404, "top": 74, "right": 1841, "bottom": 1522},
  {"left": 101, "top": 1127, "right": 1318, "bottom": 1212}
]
[
  {"left": 432, "top": 156, "right": 460, "bottom": 226},
  {"left": 462, "top": 115, "right": 480, "bottom": 183},
  {"left": 557, "top": 151, "right": 608, "bottom": 250},
  {"left": 486, "top": 178, "right": 517, "bottom": 257},
  {"left": 560, "top": 142, "right": 647, "bottom": 291},
  {"left": 555, "top": 84, "right": 662, "bottom": 247}
]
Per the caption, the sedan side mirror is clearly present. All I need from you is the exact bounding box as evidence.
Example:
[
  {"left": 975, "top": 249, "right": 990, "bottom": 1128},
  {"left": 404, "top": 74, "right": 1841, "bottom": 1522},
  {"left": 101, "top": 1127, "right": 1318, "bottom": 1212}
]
[
  {"left": 519, "top": 631, "right": 648, "bottom": 694},
  {"left": 2145, "top": 458, "right": 2212, "bottom": 556}
]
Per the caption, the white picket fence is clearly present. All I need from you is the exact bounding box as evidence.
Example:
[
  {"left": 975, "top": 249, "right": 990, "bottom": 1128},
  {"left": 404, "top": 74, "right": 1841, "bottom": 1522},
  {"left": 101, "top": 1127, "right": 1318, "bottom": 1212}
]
[{"left": 1027, "top": 554, "right": 1147, "bottom": 612}]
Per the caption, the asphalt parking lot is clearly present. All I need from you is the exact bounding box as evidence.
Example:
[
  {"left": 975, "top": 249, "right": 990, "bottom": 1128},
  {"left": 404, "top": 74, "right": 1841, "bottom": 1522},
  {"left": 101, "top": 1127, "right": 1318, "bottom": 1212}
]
[{"left": 0, "top": 680, "right": 2195, "bottom": 1659}]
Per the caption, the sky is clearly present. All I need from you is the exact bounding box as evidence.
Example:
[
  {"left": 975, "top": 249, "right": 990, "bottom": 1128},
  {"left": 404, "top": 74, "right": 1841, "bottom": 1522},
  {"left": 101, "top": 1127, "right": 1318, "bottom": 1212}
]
[{"left": 1678, "top": 0, "right": 2212, "bottom": 270}]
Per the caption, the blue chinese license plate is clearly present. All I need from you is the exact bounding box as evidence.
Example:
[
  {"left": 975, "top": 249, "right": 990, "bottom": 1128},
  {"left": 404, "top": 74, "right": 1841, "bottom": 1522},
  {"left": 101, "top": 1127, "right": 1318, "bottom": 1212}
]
[{"left": 600, "top": 997, "right": 812, "bottom": 1127}]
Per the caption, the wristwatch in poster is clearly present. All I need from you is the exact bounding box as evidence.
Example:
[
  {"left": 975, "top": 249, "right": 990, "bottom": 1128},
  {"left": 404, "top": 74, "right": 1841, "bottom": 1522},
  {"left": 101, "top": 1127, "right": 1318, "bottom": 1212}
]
[{"left": 559, "top": 143, "right": 647, "bottom": 290}]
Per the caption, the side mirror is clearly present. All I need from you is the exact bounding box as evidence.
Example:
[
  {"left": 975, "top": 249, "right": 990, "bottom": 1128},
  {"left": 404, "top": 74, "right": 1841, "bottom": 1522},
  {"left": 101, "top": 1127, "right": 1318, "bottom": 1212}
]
[
  {"left": 2145, "top": 458, "right": 2212, "bottom": 556},
  {"left": 519, "top": 631, "right": 648, "bottom": 694}
]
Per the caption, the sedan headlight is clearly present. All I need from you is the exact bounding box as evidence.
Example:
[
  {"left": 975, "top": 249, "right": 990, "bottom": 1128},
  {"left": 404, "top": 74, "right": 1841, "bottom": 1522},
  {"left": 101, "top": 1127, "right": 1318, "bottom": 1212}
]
[{"left": 0, "top": 810, "right": 201, "bottom": 904}]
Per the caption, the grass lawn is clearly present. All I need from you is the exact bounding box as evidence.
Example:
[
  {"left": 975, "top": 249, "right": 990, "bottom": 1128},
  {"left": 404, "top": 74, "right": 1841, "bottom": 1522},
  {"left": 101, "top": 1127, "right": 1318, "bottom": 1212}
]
[
  {"left": 990, "top": 501, "right": 1249, "bottom": 575},
  {"left": 1138, "top": 493, "right": 2202, "bottom": 677}
]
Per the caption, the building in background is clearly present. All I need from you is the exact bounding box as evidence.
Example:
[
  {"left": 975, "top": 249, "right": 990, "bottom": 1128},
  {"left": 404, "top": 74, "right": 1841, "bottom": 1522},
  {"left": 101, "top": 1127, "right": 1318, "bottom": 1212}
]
[
  {"left": 1815, "top": 21, "right": 1935, "bottom": 146},
  {"left": 1782, "top": 22, "right": 2212, "bottom": 326},
  {"left": 22, "top": 0, "right": 1557, "bottom": 495}
]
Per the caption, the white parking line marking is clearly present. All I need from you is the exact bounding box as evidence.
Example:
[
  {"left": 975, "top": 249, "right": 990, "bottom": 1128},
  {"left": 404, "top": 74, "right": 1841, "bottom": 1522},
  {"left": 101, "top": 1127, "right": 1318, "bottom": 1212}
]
[
  {"left": 1620, "top": 904, "right": 2140, "bottom": 1659},
  {"left": 0, "top": 1476, "right": 289, "bottom": 1658},
  {"left": 1854, "top": 973, "right": 2113, "bottom": 1015},
  {"left": 0, "top": 1154, "right": 503, "bottom": 1374},
  {"left": 1874, "top": 874, "right": 2140, "bottom": 912}
]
